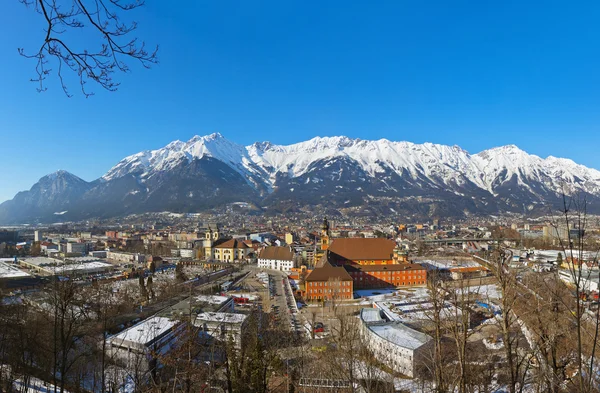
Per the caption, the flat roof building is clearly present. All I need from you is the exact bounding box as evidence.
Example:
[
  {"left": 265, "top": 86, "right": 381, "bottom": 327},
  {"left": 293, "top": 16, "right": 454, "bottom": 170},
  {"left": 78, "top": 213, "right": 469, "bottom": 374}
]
[
  {"left": 360, "top": 308, "right": 432, "bottom": 378},
  {"left": 194, "top": 312, "right": 248, "bottom": 349},
  {"left": 107, "top": 316, "right": 183, "bottom": 373}
]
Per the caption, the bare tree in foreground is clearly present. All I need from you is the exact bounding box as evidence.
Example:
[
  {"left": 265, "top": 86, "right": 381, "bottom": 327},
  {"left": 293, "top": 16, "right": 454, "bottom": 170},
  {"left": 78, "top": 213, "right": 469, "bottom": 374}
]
[
  {"left": 17, "top": 0, "right": 158, "bottom": 97},
  {"left": 548, "top": 192, "right": 600, "bottom": 392}
]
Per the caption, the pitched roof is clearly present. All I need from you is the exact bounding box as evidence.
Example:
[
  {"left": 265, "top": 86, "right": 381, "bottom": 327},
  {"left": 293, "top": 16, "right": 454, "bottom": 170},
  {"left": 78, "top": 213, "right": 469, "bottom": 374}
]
[
  {"left": 214, "top": 239, "right": 249, "bottom": 249},
  {"left": 328, "top": 238, "right": 397, "bottom": 261},
  {"left": 305, "top": 263, "right": 352, "bottom": 282},
  {"left": 344, "top": 263, "right": 426, "bottom": 273},
  {"left": 259, "top": 246, "right": 294, "bottom": 261}
]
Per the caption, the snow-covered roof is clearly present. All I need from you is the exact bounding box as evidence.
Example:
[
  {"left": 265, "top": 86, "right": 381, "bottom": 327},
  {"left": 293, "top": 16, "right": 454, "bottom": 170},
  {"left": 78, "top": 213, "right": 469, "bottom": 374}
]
[
  {"left": 196, "top": 312, "right": 247, "bottom": 324},
  {"left": 65, "top": 256, "right": 104, "bottom": 263},
  {"left": 48, "top": 261, "right": 113, "bottom": 273},
  {"left": 111, "top": 317, "right": 177, "bottom": 345},
  {"left": 195, "top": 294, "right": 230, "bottom": 305},
  {"left": 0, "top": 261, "right": 30, "bottom": 279},
  {"left": 20, "top": 256, "right": 61, "bottom": 266},
  {"left": 360, "top": 308, "right": 385, "bottom": 324},
  {"left": 368, "top": 323, "right": 431, "bottom": 350}
]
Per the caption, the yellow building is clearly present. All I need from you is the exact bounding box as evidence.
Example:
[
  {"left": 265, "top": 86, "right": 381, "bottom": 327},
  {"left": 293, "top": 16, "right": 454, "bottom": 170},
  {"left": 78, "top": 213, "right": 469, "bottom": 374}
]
[
  {"left": 213, "top": 239, "right": 251, "bottom": 262},
  {"left": 285, "top": 232, "right": 295, "bottom": 245}
]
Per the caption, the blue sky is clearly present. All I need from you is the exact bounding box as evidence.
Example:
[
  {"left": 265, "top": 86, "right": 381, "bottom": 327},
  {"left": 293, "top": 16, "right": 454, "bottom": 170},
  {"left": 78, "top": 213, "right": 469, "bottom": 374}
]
[{"left": 1, "top": 1, "right": 600, "bottom": 202}]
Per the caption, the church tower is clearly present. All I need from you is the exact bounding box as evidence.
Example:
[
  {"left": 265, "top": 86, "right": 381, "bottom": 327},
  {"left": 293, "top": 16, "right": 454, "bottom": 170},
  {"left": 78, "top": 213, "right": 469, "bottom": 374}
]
[{"left": 320, "top": 217, "right": 331, "bottom": 251}]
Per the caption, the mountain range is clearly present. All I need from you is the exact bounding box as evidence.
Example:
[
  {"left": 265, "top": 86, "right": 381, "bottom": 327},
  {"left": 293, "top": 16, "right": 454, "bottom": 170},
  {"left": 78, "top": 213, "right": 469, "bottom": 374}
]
[{"left": 1, "top": 133, "right": 598, "bottom": 224}]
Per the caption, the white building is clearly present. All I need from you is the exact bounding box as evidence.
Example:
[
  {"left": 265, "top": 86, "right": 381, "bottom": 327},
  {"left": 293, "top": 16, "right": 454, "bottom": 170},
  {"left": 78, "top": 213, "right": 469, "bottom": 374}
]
[
  {"left": 34, "top": 230, "right": 42, "bottom": 242},
  {"left": 258, "top": 246, "right": 295, "bottom": 271},
  {"left": 0, "top": 260, "right": 30, "bottom": 282},
  {"left": 106, "top": 251, "right": 146, "bottom": 265},
  {"left": 18, "top": 257, "right": 113, "bottom": 277},
  {"left": 360, "top": 308, "right": 432, "bottom": 378},
  {"left": 194, "top": 312, "right": 248, "bottom": 349},
  {"left": 107, "top": 317, "right": 183, "bottom": 373},
  {"left": 558, "top": 270, "right": 600, "bottom": 292},
  {"left": 66, "top": 242, "right": 87, "bottom": 255},
  {"left": 179, "top": 249, "right": 195, "bottom": 259},
  {"left": 89, "top": 250, "right": 107, "bottom": 258}
]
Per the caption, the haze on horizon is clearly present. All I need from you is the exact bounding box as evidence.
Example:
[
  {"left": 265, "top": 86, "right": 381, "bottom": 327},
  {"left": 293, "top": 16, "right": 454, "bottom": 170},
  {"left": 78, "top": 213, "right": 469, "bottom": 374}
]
[{"left": 2, "top": 1, "right": 600, "bottom": 202}]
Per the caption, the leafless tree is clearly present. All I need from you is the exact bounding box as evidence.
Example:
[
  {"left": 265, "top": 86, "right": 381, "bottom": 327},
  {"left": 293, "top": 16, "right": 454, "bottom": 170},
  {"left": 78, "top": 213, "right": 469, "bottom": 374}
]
[
  {"left": 17, "top": 0, "right": 158, "bottom": 97},
  {"left": 547, "top": 192, "right": 600, "bottom": 392},
  {"left": 489, "top": 248, "right": 531, "bottom": 393}
]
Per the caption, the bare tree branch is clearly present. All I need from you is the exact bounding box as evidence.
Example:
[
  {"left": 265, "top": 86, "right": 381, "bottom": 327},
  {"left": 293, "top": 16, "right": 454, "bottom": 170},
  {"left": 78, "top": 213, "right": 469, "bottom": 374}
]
[{"left": 17, "top": 0, "right": 158, "bottom": 97}]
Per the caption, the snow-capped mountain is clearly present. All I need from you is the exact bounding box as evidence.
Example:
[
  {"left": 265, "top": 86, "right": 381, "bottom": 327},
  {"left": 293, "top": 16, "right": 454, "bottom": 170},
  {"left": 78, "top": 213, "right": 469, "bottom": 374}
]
[
  {"left": 1, "top": 133, "right": 599, "bottom": 223},
  {"left": 103, "top": 133, "right": 600, "bottom": 200}
]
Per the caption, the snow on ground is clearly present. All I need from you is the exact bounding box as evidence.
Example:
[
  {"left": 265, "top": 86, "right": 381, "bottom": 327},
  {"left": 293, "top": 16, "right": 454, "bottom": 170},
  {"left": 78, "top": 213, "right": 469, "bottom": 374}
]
[
  {"left": 483, "top": 337, "right": 504, "bottom": 350},
  {"left": 473, "top": 284, "right": 502, "bottom": 301}
]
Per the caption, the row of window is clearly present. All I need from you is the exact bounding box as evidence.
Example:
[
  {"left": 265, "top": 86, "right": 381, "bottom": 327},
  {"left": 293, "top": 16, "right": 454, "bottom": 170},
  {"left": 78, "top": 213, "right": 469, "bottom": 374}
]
[
  {"left": 350, "top": 270, "right": 425, "bottom": 276},
  {"left": 307, "top": 288, "right": 351, "bottom": 294},
  {"left": 307, "top": 281, "right": 351, "bottom": 287}
]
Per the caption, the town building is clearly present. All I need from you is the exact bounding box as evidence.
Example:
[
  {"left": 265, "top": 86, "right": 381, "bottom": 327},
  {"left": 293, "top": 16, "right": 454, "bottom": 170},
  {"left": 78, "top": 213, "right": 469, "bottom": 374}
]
[
  {"left": 194, "top": 312, "right": 248, "bottom": 349},
  {"left": 18, "top": 257, "right": 113, "bottom": 277},
  {"left": 304, "top": 262, "right": 353, "bottom": 301},
  {"left": 323, "top": 239, "right": 424, "bottom": 289},
  {"left": 327, "top": 237, "right": 407, "bottom": 265},
  {"left": 257, "top": 246, "right": 295, "bottom": 271},
  {"left": 0, "top": 259, "right": 31, "bottom": 283},
  {"left": 66, "top": 242, "right": 87, "bottom": 255},
  {"left": 345, "top": 263, "right": 427, "bottom": 289},
  {"left": 106, "top": 251, "right": 146, "bottom": 265},
  {"left": 360, "top": 308, "right": 432, "bottom": 378},
  {"left": 213, "top": 239, "right": 251, "bottom": 262},
  {"left": 107, "top": 316, "right": 183, "bottom": 373}
]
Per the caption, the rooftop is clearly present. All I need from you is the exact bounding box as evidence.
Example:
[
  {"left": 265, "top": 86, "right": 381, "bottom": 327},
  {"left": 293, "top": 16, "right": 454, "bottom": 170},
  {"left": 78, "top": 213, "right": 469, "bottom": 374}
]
[
  {"left": 345, "top": 263, "right": 426, "bottom": 273},
  {"left": 110, "top": 316, "right": 177, "bottom": 346},
  {"left": 305, "top": 263, "right": 352, "bottom": 282},
  {"left": 196, "top": 312, "right": 247, "bottom": 324},
  {"left": 259, "top": 246, "right": 294, "bottom": 261},
  {"left": 368, "top": 322, "right": 432, "bottom": 350},
  {"left": 19, "top": 257, "right": 61, "bottom": 267},
  {"left": 360, "top": 308, "right": 386, "bottom": 324},
  {"left": 195, "top": 294, "right": 231, "bottom": 305},
  {"left": 328, "top": 238, "right": 397, "bottom": 261},
  {"left": 214, "top": 239, "right": 249, "bottom": 249},
  {"left": 0, "top": 261, "right": 30, "bottom": 279},
  {"left": 65, "top": 256, "right": 104, "bottom": 263}
]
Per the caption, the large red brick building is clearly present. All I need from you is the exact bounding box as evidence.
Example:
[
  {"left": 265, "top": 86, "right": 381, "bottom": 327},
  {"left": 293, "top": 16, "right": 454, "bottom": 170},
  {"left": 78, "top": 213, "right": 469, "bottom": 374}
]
[
  {"left": 304, "top": 262, "right": 354, "bottom": 301},
  {"left": 312, "top": 227, "right": 427, "bottom": 290}
]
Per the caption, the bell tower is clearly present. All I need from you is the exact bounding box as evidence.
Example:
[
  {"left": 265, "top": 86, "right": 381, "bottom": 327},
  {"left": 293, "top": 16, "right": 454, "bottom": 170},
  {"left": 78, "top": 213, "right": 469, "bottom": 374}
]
[{"left": 320, "top": 217, "right": 330, "bottom": 251}]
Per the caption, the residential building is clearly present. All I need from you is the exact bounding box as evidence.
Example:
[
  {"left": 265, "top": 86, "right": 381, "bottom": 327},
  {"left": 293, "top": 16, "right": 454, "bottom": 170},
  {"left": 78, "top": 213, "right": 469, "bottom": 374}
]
[{"left": 258, "top": 246, "right": 295, "bottom": 271}]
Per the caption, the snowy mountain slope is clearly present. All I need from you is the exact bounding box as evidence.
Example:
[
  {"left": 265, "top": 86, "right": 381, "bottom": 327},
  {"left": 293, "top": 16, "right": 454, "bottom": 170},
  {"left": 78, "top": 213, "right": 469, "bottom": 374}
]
[
  {"left": 102, "top": 133, "right": 600, "bottom": 201},
  {"left": 2, "top": 133, "right": 600, "bottom": 223}
]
